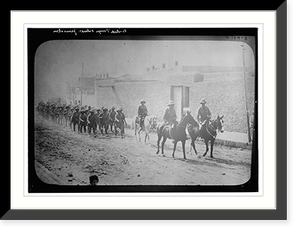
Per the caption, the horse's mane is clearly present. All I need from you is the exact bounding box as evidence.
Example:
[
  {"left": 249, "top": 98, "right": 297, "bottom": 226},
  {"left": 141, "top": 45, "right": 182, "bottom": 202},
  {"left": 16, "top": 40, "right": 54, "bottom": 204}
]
[{"left": 179, "top": 113, "right": 197, "bottom": 126}]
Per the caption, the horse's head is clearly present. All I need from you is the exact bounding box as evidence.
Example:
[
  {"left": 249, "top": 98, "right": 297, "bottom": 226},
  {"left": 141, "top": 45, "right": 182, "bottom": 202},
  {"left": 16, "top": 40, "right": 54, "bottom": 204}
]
[
  {"left": 180, "top": 111, "right": 198, "bottom": 127},
  {"left": 148, "top": 115, "right": 158, "bottom": 128},
  {"left": 215, "top": 115, "right": 224, "bottom": 133}
]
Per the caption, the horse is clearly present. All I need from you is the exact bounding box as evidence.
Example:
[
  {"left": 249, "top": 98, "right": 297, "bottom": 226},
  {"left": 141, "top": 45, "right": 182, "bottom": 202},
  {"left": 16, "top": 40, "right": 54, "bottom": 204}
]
[
  {"left": 156, "top": 112, "right": 198, "bottom": 160},
  {"left": 134, "top": 115, "right": 158, "bottom": 144},
  {"left": 188, "top": 115, "right": 224, "bottom": 158}
]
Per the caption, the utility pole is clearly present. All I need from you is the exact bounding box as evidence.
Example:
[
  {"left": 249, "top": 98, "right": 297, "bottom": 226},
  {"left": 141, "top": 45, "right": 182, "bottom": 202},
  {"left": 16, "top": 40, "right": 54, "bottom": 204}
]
[
  {"left": 80, "top": 62, "right": 84, "bottom": 106},
  {"left": 241, "top": 44, "right": 251, "bottom": 143}
]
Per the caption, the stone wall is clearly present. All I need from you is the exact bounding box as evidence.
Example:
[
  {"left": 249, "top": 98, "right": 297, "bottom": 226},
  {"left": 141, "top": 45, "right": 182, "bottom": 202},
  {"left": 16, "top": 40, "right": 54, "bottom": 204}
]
[
  {"left": 189, "top": 77, "right": 255, "bottom": 133},
  {"left": 96, "top": 75, "right": 255, "bottom": 133}
]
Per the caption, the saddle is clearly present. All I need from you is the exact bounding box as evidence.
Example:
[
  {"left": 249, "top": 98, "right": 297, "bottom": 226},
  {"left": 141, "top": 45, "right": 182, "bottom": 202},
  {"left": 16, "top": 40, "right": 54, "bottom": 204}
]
[{"left": 136, "top": 116, "right": 145, "bottom": 129}]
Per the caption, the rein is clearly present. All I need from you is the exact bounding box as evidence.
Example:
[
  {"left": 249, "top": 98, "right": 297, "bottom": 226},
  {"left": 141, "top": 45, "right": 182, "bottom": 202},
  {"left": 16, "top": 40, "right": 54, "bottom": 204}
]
[{"left": 206, "top": 120, "right": 218, "bottom": 139}]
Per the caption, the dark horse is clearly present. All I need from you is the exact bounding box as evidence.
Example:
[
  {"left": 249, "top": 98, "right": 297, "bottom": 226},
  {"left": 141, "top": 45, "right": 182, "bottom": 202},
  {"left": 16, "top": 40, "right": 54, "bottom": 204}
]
[
  {"left": 156, "top": 112, "right": 198, "bottom": 160},
  {"left": 188, "top": 115, "right": 224, "bottom": 158}
]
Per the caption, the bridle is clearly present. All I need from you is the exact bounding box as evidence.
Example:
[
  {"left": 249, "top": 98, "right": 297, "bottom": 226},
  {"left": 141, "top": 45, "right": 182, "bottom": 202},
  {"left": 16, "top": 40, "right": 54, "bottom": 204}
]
[
  {"left": 206, "top": 120, "right": 217, "bottom": 139},
  {"left": 205, "top": 118, "right": 222, "bottom": 139}
]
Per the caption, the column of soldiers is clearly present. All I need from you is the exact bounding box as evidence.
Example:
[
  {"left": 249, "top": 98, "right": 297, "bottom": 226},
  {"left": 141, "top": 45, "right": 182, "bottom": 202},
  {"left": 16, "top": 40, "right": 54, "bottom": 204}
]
[{"left": 36, "top": 100, "right": 126, "bottom": 137}]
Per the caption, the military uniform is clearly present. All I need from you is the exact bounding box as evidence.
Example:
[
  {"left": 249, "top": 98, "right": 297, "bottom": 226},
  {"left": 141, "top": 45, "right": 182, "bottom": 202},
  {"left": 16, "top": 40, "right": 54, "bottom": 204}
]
[
  {"left": 79, "top": 109, "right": 88, "bottom": 133},
  {"left": 87, "top": 109, "right": 97, "bottom": 135},
  {"left": 115, "top": 108, "right": 126, "bottom": 137},
  {"left": 197, "top": 99, "right": 211, "bottom": 124},
  {"left": 163, "top": 102, "right": 177, "bottom": 125},
  {"left": 138, "top": 100, "right": 148, "bottom": 128}
]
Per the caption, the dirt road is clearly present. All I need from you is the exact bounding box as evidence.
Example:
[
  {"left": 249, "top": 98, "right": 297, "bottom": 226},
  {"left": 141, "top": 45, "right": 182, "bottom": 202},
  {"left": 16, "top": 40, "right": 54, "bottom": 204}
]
[{"left": 34, "top": 117, "right": 251, "bottom": 186}]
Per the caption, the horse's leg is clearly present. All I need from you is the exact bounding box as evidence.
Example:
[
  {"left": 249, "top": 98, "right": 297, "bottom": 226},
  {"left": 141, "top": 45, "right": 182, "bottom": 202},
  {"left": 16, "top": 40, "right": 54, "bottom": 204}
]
[
  {"left": 172, "top": 140, "right": 178, "bottom": 159},
  {"left": 105, "top": 124, "right": 108, "bottom": 134},
  {"left": 115, "top": 126, "right": 118, "bottom": 137},
  {"left": 182, "top": 140, "right": 186, "bottom": 160},
  {"left": 146, "top": 131, "right": 150, "bottom": 144},
  {"left": 191, "top": 137, "right": 198, "bottom": 156},
  {"left": 120, "top": 125, "right": 123, "bottom": 138},
  {"left": 210, "top": 139, "right": 215, "bottom": 158},
  {"left": 143, "top": 130, "right": 150, "bottom": 144},
  {"left": 202, "top": 139, "right": 209, "bottom": 157},
  {"left": 161, "top": 136, "right": 167, "bottom": 156},
  {"left": 134, "top": 124, "right": 138, "bottom": 141},
  {"left": 156, "top": 133, "right": 162, "bottom": 154},
  {"left": 138, "top": 128, "right": 142, "bottom": 142}
]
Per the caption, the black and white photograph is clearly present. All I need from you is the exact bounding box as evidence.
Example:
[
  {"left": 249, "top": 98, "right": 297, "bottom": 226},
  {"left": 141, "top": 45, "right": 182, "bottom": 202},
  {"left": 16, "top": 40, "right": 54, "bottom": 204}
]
[{"left": 30, "top": 28, "right": 258, "bottom": 192}]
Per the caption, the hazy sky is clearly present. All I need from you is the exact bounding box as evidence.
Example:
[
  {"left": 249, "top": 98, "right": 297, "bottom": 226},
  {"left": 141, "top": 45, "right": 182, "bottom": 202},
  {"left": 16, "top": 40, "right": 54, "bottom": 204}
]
[{"left": 34, "top": 40, "right": 254, "bottom": 103}]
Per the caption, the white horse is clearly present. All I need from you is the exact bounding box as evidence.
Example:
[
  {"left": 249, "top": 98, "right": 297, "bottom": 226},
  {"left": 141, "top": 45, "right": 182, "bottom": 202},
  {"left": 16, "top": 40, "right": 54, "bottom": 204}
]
[{"left": 134, "top": 115, "right": 158, "bottom": 144}]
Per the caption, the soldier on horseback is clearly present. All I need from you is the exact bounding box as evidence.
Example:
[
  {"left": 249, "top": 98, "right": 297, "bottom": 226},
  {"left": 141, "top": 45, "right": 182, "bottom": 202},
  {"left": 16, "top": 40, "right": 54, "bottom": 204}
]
[
  {"left": 137, "top": 100, "right": 148, "bottom": 129},
  {"left": 157, "top": 100, "right": 177, "bottom": 139},
  {"left": 163, "top": 100, "right": 177, "bottom": 126},
  {"left": 197, "top": 98, "right": 212, "bottom": 132}
]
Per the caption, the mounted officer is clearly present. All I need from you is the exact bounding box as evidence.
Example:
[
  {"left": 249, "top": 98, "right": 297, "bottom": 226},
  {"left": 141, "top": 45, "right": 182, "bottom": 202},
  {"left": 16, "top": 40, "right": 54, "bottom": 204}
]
[
  {"left": 197, "top": 98, "right": 212, "bottom": 133},
  {"left": 137, "top": 100, "right": 148, "bottom": 129},
  {"left": 163, "top": 100, "right": 177, "bottom": 126},
  {"left": 157, "top": 100, "right": 177, "bottom": 137}
]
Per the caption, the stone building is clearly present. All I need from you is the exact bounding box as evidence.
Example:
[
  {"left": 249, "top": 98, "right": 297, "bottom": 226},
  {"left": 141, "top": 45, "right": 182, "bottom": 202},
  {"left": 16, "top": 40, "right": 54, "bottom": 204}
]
[{"left": 72, "top": 63, "right": 255, "bottom": 133}]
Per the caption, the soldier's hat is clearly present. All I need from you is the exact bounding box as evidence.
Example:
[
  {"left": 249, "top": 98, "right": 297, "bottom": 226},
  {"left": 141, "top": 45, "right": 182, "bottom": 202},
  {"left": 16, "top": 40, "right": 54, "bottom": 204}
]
[
  {"left": 111, "top": 106, "right": 115, "bottom": 110},
  {"left": 140, "top": 100, "right": 146, "bottom": 104},
  {"left": 89, "top": 175, "right": 99, "bottom": 184},
  {"left": 167, "top": 100, "right": 175, "bottom": 106},
  {"left": 117, "top": 108, "right": 123, "bottom": 112},
  {"left": 200, "top": 98, "right": 207, "bottom": 104}
]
